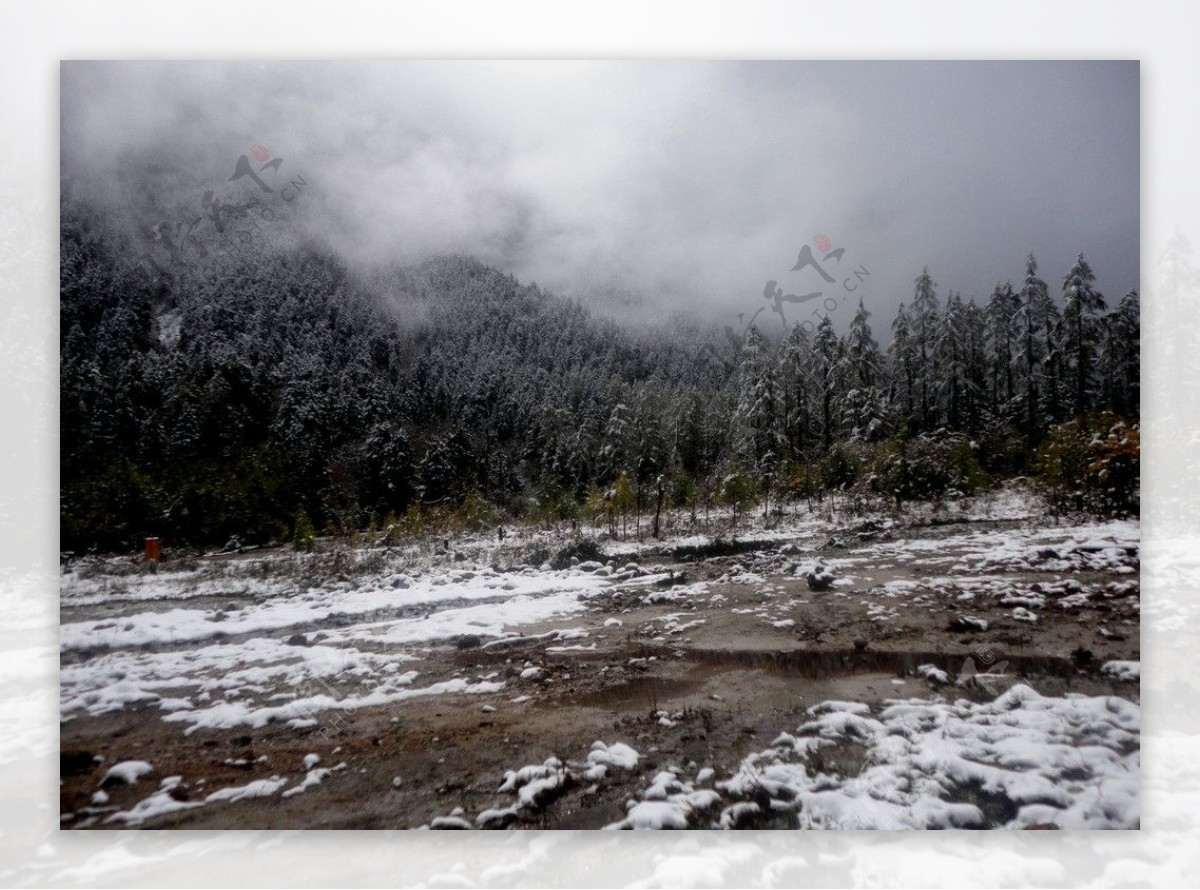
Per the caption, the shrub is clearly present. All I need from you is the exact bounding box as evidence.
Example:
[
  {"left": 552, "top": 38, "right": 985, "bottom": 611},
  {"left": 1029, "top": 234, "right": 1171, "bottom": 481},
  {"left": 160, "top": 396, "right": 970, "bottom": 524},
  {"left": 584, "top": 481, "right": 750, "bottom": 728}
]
[
  {"left": 611, "top": 473, "right": 635, "bottom": 536},
  {"left": 550, "top": 538, "right": 605, "bottom": 570},
  {"left": 666, "top": 468, "right": 696, "bottom": 512},
  {"left": 293, "top": 507, "right": 316, "bottom": 552},
  {"left": 452, "top": 491, "right": 499, "bottom": 532},
  {"left": 720, "top": 470, "right": 756, "bottom": 525},
  {"left": 1036, "top": 413, "right": 1139, "bottom": 517},
  {"left": 975, "top": 420, "right": 1030, "bottom": 477},
  {"left": 529, "top": 482, "right": 580, "bottom": 527},
  {"left": 872, "top": 433, "right": 987, "bottom": 505},
  {"left": 785, "top": 460, "right": 820, "bottom": 503},
  {"left": 820, "top": 444, "right": 860, "bottom": 491}
]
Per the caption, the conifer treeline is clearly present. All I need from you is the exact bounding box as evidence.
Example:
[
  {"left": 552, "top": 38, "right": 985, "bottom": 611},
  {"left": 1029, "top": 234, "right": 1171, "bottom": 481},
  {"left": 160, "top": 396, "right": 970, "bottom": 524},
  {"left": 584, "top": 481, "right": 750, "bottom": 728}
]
[
  {"left": 60, "top": 196, "right": 1139, "bottom": 549},
  {"left": 729, "top": 255, "right": 1138, "bottom": 477}
]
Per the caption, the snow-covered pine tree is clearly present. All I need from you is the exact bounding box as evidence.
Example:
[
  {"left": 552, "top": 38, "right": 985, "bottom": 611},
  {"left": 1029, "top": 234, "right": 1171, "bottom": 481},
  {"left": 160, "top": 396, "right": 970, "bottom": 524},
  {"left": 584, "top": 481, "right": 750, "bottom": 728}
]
[
  {"left": 778, "top": 323, "right": 816, "bottom": 462},
  {"left": 1014, "top": 254, "right": 1059, "bottom": 437},
  {"left": 911, "top": 267, "right": 940, "bottom": 431},
  {"left": 417, "top": 430, "right": 476, "bottom": 504},
  {"left": 628, "top": 385, "right": 670, "bottom": 530},
  {"left": 985, "top": 281, "right": 1020, "bottom": 415},
  {"left": 361, "top": 420, "right": 414, "bottom": 517},
  {"left": 673, "top": 390, "right": 714, "bottom": 480},
  {"left": 1040, "top": 324, "right": 1064, "bottom": 426},
  {"left": 935, "top": 291, "right": 971, "bottom": 431},
  {"left": 812, "top": 316, "right": 843, "bottom": 452},
  {"left": 1060, "top": 253, "right": 1107, "bottom": 415},
  {"left": 888, "top": 302, "right": 917, "bottom": 434},
  {"left": 840, "top": 299, "right": 886, "bottom": 440},
  {"left": 733, "top": 325, "right": 784, "bottom": 484},
  {"left": 967, "top": 298, "right": 992, "bottom": 430},
  {"left": 599, "top": 399, "right": 634, "bottom": 483},
  {"left": 1099, "top": 290, "right": 1140, "bottom": 417}
]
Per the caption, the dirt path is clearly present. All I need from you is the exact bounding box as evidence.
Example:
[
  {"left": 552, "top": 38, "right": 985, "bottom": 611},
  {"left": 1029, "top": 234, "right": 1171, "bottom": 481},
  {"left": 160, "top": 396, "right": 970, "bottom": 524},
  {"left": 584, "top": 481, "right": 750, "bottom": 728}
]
[{"left": 60, "top": 516, "right": 1141, "bottom": 829}]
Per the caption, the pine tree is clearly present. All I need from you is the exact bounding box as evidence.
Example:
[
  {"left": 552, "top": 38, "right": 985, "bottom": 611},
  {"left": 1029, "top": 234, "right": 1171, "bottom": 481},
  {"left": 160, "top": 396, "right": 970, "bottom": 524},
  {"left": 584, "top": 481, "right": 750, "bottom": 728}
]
[
  {"left": 733, "top": 326, "right": 784, "bottom": 486},
  {"left": 961, "top": 298, "right": 990, "bottom": 433},
  {"left": 1099, "top": 290, "right": 1140, "bottom": 417},
  {"left": 985, "top": 281, "right": 1020, "bottom": 414},
  {"left": 812, "top": 316, "right": 842, "bottom": 452},
  {"left": 888, "top": 302, "right": 917, "bottom": 434},
  {"left": 417, "top": 430, "right": 475, "bottom": 504},
  {"left": 361, "top": 420, "right": 414, "bottom": 517},
  {"left": 599, "top": 400, "right": 633, "bottom": 482},
  {"left": 778, "top": 323, "right": 816, "bottom": 462},
  {"left": 1014, "top": 254, "right": 1059, "bottom": 437},
  {"left": 935, "top": 291, "right": 970, "bottom": 430},
  {"left": 1060, "top": 253, "right": 1107, "bottom": 415},
  {"left": 628, "top": 386, "right": 669, "bottom": 533},
  {"left": 911, "top": 267, "right": 940, "bottom": 430},
  {"left": 674, "top": 390, "right": 719, "bottom": 480},
  {"left": 841, "top": 299, "right": 885, "bottom": 439},
  {"left": 1042, "top": 318, "right": 1066, "bottom": 425}
]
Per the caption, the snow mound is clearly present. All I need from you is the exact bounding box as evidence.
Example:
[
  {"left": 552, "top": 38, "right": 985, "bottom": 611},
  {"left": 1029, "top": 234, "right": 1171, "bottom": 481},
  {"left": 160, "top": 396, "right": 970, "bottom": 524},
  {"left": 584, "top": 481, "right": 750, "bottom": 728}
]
[
  {"left": 101, "top": 760, "right": 153, "bottom": 786},
  {"left": 1101, "top": 660, "right": 1140, "bottom": 682},
  {"left": 605, "top": 770, "right": 722, "bottom": 830},
  {"left": 917, "top": 664, "right": 950, "bottom": 686},
  {"left": 585, "top": 741, "right": 640, "bottom": 780}
]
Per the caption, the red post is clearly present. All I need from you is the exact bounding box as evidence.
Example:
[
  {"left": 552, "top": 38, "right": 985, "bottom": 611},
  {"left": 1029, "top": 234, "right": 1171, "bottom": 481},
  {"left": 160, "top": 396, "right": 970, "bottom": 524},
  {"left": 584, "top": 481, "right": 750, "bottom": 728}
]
[{"left": 144, "top": 537, "right": 161, "bottom": 562}]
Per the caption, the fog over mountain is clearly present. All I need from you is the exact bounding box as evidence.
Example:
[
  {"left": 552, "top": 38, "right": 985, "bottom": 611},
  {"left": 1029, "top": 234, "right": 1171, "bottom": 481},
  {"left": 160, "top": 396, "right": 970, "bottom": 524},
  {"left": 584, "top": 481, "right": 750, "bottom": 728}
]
[{"left": 61, "top": 60, "right": 1138, "bottom": 327}]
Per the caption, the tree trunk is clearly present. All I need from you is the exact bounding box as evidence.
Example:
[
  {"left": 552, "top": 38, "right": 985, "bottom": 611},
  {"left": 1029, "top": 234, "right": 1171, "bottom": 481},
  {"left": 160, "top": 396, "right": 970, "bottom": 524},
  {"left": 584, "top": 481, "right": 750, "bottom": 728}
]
[{"left": 652, "top": 476, "right": 665, "bottom": 539}]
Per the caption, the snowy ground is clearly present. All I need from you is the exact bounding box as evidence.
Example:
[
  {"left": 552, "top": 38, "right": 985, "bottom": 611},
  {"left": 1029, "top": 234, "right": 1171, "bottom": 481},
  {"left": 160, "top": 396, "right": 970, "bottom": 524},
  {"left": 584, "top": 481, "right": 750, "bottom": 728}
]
[{"left": 59, "top": 486, "right": 1140, "bottom": 829}]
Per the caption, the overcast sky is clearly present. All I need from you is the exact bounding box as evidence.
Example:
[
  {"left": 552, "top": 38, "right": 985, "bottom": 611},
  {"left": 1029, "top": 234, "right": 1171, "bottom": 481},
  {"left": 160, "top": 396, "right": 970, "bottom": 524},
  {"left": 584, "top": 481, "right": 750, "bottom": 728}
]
[{"left": 61, "top": 60, "right": 1139, "bottom": 330}]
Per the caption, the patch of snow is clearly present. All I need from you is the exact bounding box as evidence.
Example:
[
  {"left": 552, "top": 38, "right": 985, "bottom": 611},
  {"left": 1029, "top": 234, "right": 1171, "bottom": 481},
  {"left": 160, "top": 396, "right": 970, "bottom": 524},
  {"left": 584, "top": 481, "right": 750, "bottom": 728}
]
[
  {"left": 282, "top": 768, "right": 332, "bottom": 798},
  {"left": 1101, "top": 660, "right": 1140, "bottom": 682},
  {"left": 712, "top": 684, "right": 1139, "bottom": 829},
  {"left": 205, "top": 776, "right": 289, "bottom": 803},
  {"left": 101, "top": 760, "right": 153, "bottom": 786},
  {"left": 916, "top": 664, "right": 950, "bottom": 686}
]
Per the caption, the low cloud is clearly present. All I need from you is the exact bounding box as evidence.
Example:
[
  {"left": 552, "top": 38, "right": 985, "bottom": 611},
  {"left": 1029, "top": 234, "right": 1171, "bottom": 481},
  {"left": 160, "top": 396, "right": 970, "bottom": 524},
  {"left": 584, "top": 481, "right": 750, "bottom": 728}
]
[{"left": 61, "top": 60, "right": 1139, "bottom": 328}]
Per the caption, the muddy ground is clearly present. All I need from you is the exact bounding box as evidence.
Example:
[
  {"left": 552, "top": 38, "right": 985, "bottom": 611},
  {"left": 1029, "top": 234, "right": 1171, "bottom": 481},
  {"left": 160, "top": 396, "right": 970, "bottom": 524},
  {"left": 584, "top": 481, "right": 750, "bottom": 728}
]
[{"left": 59, "top": 516, "right": 1140, "bottom": 829}]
